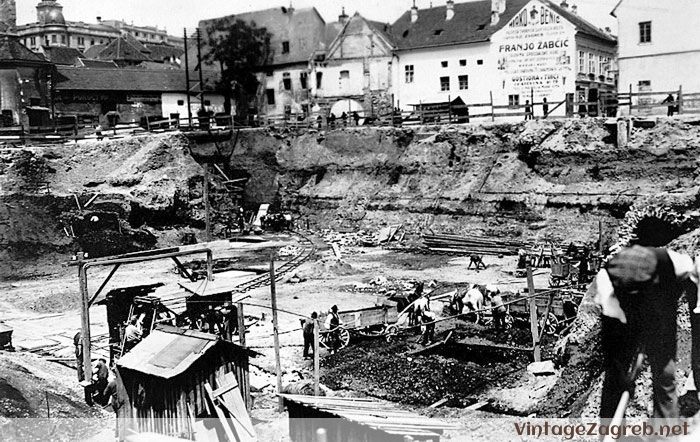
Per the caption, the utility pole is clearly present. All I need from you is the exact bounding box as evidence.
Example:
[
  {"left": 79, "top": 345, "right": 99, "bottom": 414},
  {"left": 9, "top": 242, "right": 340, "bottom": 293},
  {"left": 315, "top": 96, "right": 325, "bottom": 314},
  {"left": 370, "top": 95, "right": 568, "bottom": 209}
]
[
  {"left": 78, "top": 254, "right": 92, "bottom": 382},
  {"left": 183, "top": 29, "right": 192, "bottom": 127},
  {"left": 270, "top": 255, "right": 283, "bottom": 412},
  {"left": 314, "top": 317, "right": 320, "bottom": 396},
  {"left": 203, "top": 164, "right": 211, "bottom": 242},
  {"left": 196, "top": 28, "right": 206, "bottom": 111},
  {"left": 527, "top": 266, "right": 541, "bottom": 362}
]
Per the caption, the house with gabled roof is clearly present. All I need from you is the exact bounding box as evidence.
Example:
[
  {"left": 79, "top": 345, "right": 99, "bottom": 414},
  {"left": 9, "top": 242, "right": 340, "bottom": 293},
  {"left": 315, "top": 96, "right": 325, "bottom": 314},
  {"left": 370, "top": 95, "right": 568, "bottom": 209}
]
[
  {"left": 391, "top": 0, "right": 616, "bottom": 118},
  {"left": 310, "top": 10, "right": 396, "bottom": 119},
  {"left": 200, "top": 5, "right": 340, "bottom": 119}
]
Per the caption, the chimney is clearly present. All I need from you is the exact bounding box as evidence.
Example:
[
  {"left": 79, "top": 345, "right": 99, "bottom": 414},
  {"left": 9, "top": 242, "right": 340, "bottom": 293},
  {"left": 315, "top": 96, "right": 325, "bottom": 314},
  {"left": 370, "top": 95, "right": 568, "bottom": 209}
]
[
  {"left": 411, "top": 0, "right": 418, "bottom": 23},
  {"left": 446, "top": 0, "right": 455, "bottom": 20},
  {"left": 287, "top": 1, "right": 295, "bottom": 14},
  {"left": 604, "top": 26, "right": 611, "bottom": 34},
  {"left": 339, "top": 6, "right": 349, "bottom": 24},
  {"left": 491, "top": 0, "right": 506, "bottom": 25},
  {"left": 560, "top": 0, "right": 569, "bottom": 10},
  {"left": 571, "top": 3, "right": 578, "bottom": 14},
  {"left": 96, "top": 16, "right": 102, "bottom": 22}
]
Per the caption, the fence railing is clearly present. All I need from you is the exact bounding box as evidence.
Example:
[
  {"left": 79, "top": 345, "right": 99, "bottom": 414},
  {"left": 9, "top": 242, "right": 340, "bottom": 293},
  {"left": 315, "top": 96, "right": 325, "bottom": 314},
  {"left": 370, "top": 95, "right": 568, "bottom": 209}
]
[{"left": 0, "top": 87, "right": 696, "bottom": 145}]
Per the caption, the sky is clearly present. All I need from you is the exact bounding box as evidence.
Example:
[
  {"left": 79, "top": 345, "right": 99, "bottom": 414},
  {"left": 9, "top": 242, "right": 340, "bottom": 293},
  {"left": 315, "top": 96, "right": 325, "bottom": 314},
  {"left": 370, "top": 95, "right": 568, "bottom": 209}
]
[{"left": 16, "top": 0, "right": 619, "bottom": 35}]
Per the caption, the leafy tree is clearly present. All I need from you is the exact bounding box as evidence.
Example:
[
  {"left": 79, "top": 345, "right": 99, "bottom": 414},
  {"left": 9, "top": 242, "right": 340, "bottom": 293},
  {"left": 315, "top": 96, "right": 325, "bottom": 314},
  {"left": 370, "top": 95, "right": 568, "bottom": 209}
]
[{"left": 204, "top": 18, "right": 271, "bottom": 121}]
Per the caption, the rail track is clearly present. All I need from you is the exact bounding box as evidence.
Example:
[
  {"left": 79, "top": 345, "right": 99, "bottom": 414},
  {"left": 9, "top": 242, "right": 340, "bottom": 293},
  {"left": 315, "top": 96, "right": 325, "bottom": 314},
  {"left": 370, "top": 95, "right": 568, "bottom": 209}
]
[{"left": 231, "top": 230, "right": 317, "bottom": 293}]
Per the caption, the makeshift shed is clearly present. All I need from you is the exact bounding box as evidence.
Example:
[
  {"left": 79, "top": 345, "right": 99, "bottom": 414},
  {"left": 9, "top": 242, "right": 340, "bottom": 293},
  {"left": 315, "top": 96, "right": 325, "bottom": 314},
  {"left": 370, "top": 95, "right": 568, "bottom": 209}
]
[
  {"left": 116, "top": 325, "right": 257, "bottom": 441},
  {"left": 280, "top": 394, "right": 460, "bottom": 442}
]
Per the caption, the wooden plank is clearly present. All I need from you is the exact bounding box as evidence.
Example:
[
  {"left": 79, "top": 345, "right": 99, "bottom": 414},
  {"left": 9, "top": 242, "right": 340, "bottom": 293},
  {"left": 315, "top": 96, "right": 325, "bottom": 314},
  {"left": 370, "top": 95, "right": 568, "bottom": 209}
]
[
  {"left": 406, "top": 331, "right": 453, "bottom": 356},
  {"left": 204, "top": 382, "right": 236, "bottom": 442},
  {"left": 214, "top": 371, "right": 256, "bottom": 441},
  {"left": 527, "top": 267, "right": 541, "bottom": 362}
]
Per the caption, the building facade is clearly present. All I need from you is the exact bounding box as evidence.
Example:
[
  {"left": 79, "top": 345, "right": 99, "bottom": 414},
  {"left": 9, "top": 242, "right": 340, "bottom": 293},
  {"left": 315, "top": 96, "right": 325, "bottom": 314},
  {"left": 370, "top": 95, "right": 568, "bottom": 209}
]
[
  {"left": 391, "top": 0, "right": 616, "bottom": 118},
  {"left": 613, "top": 0, "right": 700, "bottom": 98},
  {"left": 310, "top": 11, "right": 395, "bottom": 118},
  {"left": 16, "top": 1, "right": 183, "bottom": 54}
]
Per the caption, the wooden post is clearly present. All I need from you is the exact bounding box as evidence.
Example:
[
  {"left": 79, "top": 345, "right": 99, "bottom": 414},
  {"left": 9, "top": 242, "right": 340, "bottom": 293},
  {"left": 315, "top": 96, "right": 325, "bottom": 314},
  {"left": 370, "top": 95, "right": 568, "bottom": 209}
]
[
  {"left": 448, "top": 95, "right": 452, "bottom": 123},
  {"left": 629, "top": 84, "right": 633, "bottom": 115},
  {"left": 270, "top": 256, "right": 284, "bottom": 412},
  {"left": 203, "top": 164, "right": 211, "bottom": 242},
  {"left": 678, "top": 85, "right": 684, "bottom": 115},
  {"left": 237, "top": 302, "right": 246, "bottom": 346},
  {"left": 419, "top": 100, "right": 423, "bottom": 124},
  {"left": 490, "top": 91, "right": 495, "bottom": 122},
  {"left": 206, "top": 250, "right": 214, "bottom": 282},
  {"left": 598, "top": 219, "right": 604, "bottom": 255},
  {"left": 314, "top": 318, "right": 320, "bottom": 396},
  {"left": 78, "top": 260, "right": 92, "bottom": 382},
  {"left": 526, "top": 266, "right": 541, "bottom": 362},
  {"left": 530, "top": 88, "right": 535, "bottom": 118}
]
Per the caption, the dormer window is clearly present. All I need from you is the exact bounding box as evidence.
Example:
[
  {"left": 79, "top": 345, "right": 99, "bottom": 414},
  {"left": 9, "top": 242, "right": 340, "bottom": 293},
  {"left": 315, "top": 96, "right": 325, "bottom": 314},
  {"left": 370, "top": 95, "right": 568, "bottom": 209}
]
[
  {"left": 402, "top": 30, "right": 409, "bottom": 38},
  {"left": 282, "top": 41, "right": 290, "bottom": 54},
  {"left": 434, "top": 29, "right": 443, "bottom": 36}
]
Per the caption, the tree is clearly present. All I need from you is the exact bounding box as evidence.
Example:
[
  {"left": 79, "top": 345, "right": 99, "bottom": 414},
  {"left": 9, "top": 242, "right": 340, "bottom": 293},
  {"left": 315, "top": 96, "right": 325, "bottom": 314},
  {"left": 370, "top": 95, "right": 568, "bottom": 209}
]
[{"left": 204, "top": 18, "right": 271, "bottom": 122}]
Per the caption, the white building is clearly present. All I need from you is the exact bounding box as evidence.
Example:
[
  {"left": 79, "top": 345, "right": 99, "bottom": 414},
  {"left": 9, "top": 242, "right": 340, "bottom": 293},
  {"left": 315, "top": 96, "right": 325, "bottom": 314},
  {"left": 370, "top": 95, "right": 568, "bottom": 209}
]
[
  {"left": 613, "top": 0, "right": 700, "bottom": 98},
  {"left": 391, "top": 0, "right": 616, "bottom": 118},
  {"left": 310, "top": 11, "right": 395, "bottom": 118}
]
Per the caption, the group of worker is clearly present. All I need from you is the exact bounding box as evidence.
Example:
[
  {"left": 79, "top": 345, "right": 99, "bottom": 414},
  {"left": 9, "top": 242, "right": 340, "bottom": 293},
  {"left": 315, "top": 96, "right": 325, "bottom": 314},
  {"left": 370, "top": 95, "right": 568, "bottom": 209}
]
[{"left": 300, "top": 305, "right": 342, "bottom": 360}]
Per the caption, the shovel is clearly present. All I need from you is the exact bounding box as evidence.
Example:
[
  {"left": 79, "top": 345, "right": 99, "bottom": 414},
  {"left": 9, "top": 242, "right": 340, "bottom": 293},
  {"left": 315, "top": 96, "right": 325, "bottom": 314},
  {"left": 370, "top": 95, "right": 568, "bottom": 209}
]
[{"left": 602, "top": 351, "right": 645, "bottom": 442}]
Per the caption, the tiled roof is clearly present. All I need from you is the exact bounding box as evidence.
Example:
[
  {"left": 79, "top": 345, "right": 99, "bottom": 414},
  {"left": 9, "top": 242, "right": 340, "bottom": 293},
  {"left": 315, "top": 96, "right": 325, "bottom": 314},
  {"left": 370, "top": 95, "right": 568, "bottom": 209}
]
[
  {"left": 391, "top": 0, "right": 614, "bottom": 51},
  {"left": 145, "top": 44, "right": 184, "bottom": 62},
  {"left": 40, "top": 46, "right": 84, "bottom": 65},
  {"left": 55, "top": 66, "right": 219, "bottom": 92},
  {"left": 324, "top": 21, "right": 344, "bottom": 48},
  {"left": 367, "top": 20, "right": 396, "bottom": 46},
  {"left": 0, "top": 35, "right": 48, "bottom": 63},
  {"left": 391, "top": 0, "right": 530, "bottom": 50},
  {"left": 200, "top": 6, "right": 327, "bottom": 65},
  {"left": 77, "top": 59, "right": 118, "bottom": 68},
  {"left": 82, "top": 44, "right": 106, "bottom": 59},
  {"left": 98, "top": 36, "right": 151, "bottom": 62}
]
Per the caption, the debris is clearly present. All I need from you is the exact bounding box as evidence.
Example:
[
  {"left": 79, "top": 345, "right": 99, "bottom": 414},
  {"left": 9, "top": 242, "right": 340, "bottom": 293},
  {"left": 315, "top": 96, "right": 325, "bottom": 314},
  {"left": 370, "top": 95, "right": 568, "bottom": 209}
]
[{"left": 527, "top": 361, "right": 557, "bottom": 376}]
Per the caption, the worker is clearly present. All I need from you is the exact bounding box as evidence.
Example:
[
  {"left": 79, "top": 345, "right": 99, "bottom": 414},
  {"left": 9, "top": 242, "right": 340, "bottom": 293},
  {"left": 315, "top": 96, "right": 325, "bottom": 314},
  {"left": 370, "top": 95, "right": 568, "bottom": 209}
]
[
  {"left": 95, "top": 124, "right": 104, "bottom": 141},
  {"left": 86, "top": 358, "right": 109, "bottom": 406},
  {"left": 324, "top": 305, "right": 343, "bottom": 354},
  {"left": 237, "top": 207, "right": 246, "bottom": 232},
  {"left": 301, "top": 312, "right": 317, "bottom": 359},
  {"left": 408, "top": 282, "right": 425, "bottom": 326},
  {"left": 123, "top": 316, "right": 142, "bottom": 352},
  {"left": 596, "top": 243, "right": 700, "bottom": 424},
  {"left": 103, "top": 369, "right": 119, "bottom": 413},
  {"left": 217, "top": 302, "right": 237, "bottom": 340},
  {"left": 74, "top": 331, "right": 84, "bottom": 382},
  {"left": 662, "top": 94, "right": 676, "bottom": 117},
  {"left": 488, "top": 286, "right": 507, "bottom": 330},
  {"left": 420, "top": 310, "right": 436, "bottom": 345}
]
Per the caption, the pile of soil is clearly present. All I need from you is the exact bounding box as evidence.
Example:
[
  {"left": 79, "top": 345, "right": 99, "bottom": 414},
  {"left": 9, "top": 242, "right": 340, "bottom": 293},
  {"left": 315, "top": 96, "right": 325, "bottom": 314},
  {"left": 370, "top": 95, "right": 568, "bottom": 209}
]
[{"left": 296, "top": 258, "right": 357, "bottom": 280}]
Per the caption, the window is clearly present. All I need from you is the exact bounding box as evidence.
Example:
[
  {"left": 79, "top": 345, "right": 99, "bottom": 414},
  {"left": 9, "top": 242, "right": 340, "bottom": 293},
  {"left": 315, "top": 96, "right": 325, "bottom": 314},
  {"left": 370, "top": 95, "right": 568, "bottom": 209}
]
[
  {"left": 204, "top": 100, "right": 211, "bottom": 106},
  {"left": 578, "top": 51, "right": 585, "bottom": 73},
  {"left": 405, "top": 65, "right": 414, "bottom": 83},
  {"left": 588, "top": 53, "right": 595, "bottom": 75},
  {"left": 440, "top": 76, "right": 450, "bottom": 91},
  {"left": 30, "top": 37, "right": 36, "bottom": 46},
  {"left": 340, "top": 70, "right": 350, "bottom": 79},
  {"left": 177, "top": 100, "right": 185, "bottom": 106},
  {"left": 434, "top": 29, "right": 443, "bottom": 36},
  {"left": 459, "top": 59, "right": 466, "bottom": 66},
  {"left": 638, "top": 80, "right": 651, "bottom": 89},
  {"left": 441, "top": 61, "right": 448, "bottom": 68},
  {"left": 639, "top": 21, "right": 652, "bottom": 43},
  {"left": 458, "top": 75, "right": 469, "bottom": 90},
  {"left": 282, "top": 41, "right": 290, "bottom": 54},
  {"left": 51, "top": 34, "right": 57, "bottom": 43},
  {"left": 508, "top": 94, "right": 520, "bottom": 107},
  {"left": 599, "top": 56, "right": 606, "bottom": 77},
  {"left": 61, "top": 35, "right": 66, "bottom": 44},
  {"left": 90, "top": 39, "right": 95, "bottom": 46},
  {"left": 100, "top": 39, "right": 104, "bottom": 44},
  {"left": 283, "top": 72, "right": 291, "bottom": 90},
  {"left": 266, "top": 89, "right": 275, "bottom": 105},
  {"left": 300, "top": 72, "right": 308, "bottom": 89},
  {"left": 78, "top": 37, "right": 85, "bottom": 46},
  {"left": 316, "top": 72, "right": 323, "bottom": 89},
  {"left": 477, "top": 59, "right": 484, "bottom": 65}
]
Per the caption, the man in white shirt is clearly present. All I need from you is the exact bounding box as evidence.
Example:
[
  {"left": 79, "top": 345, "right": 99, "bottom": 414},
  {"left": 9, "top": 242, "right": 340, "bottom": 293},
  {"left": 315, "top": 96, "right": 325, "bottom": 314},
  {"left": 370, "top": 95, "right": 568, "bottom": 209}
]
[{"left": 595, "top": 245, "right": 700, "bottom": 422}]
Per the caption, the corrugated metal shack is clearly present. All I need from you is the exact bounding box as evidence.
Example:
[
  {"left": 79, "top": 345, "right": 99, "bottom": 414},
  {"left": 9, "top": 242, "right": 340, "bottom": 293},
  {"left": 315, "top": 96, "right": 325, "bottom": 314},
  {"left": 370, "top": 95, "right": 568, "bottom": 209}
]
[
  {"left": 280, "top": 394, "right": 460, "bottom": 442},
  {"left": 115, "top": 325, "right": 257, "bottom": 440}
]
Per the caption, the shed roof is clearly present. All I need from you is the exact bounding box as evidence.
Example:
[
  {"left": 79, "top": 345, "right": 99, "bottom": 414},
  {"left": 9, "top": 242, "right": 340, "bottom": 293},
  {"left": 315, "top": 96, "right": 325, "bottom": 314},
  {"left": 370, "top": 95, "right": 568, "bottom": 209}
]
[
  {"left": 0, "top": 35, "right": 49, "bottom": 64},
  {"left": 55, "top": 67, "right": 219, "bottom": 92},
  {"left": 280, "top": 394, "right": 460, "bottom": 437},
  {"left": 117, "top": 325, "right": 255, "bottom": 379}
]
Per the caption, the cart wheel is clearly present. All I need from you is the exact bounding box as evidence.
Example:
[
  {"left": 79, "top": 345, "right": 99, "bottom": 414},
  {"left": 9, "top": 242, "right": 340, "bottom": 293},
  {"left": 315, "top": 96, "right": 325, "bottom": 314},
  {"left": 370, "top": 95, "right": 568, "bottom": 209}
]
[
  {"left": 385, "top": 325, "right": 399, "bottom": 343},
  {"left": 543, "top": 313, "right": 559, "bottom": 335},
  {"left": 338, "top": 328, "right": 350, "bottom": 349},
  {"left": 549, "top": 276, "right": 560, "bottom": 288}
]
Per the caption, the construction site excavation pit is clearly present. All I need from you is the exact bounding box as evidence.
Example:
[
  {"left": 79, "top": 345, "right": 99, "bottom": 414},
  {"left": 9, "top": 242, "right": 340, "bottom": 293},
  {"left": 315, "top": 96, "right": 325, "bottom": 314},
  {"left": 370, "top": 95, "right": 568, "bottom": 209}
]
[{"left": 7, "top": 117, "right": 700, "bottom": 436}]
